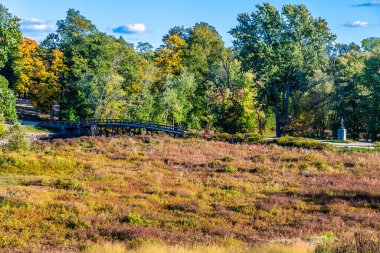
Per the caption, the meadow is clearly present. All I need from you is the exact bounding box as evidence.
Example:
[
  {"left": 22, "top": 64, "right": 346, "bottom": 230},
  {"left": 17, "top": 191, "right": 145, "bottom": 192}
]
[{"left": 0, "top": 135, "right": 379, "bottom": 252}]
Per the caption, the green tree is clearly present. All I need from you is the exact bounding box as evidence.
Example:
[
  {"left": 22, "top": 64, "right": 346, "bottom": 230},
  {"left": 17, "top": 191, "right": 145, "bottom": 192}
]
[
  {"left": 208, "top": 50, "right": 259, "bottom": 133},
  {"left": 362, "top": 48, "right": 380, "bottom": 141},
  {"left": 0, "top": 5, "right": 21, "bottom": 119},
  {"left": 124, "top": 81, "right": 155, "bottom": 122},
  {"left": 330, "top": 46, "right": 368, "bottom": 139},
  {"left": 0, "top": 75, "right": 16, "bottom": 120},
  {"left": 136, "top": 42, "right": 154, "bottom": 60},
  {"left": 52, "top": 9, "right": 152, "bottom": 120},
  {"left": 184, "top": 22, "right": 226, "bottom": 129},
  {"left": 161, "top": 72, "right": 196, "bottom": 127},
  {"left": 0, "top": 5, "right": 21, "bottom": 69},
  {"left": 5, "top": 121, "right": 30, "bottom": 151},
  {"left": 231, "top": 3, "right": 336, "bottom": 137}
]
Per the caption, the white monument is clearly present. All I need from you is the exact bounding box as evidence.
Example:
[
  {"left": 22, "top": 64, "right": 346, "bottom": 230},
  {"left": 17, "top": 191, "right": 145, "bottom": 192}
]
[{"left": 338, "top": 118, "right": 347, "bottom": 140}]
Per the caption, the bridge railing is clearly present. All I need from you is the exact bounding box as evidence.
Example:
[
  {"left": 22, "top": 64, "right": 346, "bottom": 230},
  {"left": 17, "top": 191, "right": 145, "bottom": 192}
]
[{"left": 38, "top": 119, "right": 188, "bottom": 132}]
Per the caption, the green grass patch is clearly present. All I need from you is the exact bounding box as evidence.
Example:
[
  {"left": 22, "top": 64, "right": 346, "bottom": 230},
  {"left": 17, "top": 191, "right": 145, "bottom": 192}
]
[
  {"left": 23, "top": 125, "right": 54, "bottom": 133},
  {"left": 276, "top": 136, "right": 334, "bottom": 151}
]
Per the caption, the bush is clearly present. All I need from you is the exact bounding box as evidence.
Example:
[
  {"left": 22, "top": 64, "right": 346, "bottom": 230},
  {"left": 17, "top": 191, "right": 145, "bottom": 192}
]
[
  {"left": 5, "top": 122, "right": 30, "bottom": 151},
  {"left": 276, "top": 136, "right": 334, "bottom": 151},
  {"left": 120, "top": 214, "right": 144, "bottom": 225},
  {"left": 186, "top": 131, "right": 265, "bottom": 144},
  {"left": 0, "top": 125, "right": 7, "bottom": 139},
  {"left": 208, "top": 159, "right": 221, "bottom": 168},
  {"left": 0, "top": 115, "right": 7, "bottom": 138},
  {"left": 315, "top": 232, "right": 380, "bottom": 253},
  {"left": 375, "top": 142, "right": 380, "bottom": 151},
  {"left": 215, "top": 133, "right": 232, "bottom": 142},
  {"left": 221, "top": 156, "right": 235, "bottom": 162},
  {"left": 222, "top": 166, "right": 238, "bottom": 173},
  {"left": 51, "top": 179, "right": 84, "bottom": 191},
  {"left": 251, "top": 164, "right": 270, "bottom": 173},
  {"left": 246, "top": 133, "right": 264, "bottom": 143},
  {"left": 233, "top": 133, "right": 245, "bottom": 143},
  {"left": 304, "top": 154, "right": 330, "bottom": 170},
  {"left": 184, "top": 130, "right": 204, "bottom": 139}
]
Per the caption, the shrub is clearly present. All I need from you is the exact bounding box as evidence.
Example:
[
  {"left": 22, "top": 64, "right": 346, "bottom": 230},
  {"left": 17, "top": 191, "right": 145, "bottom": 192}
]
[
  {"left": 246, "top": 133, "right": 264, "bottom": 143},
  {"left": 186, "top": 131, "right": 265, "bottom": 144},
  {"left": 315, "top": 232, "right": 380, "bottom": 253},
  {"left": 304, "top": 154, "right": 326, "bottom": 164},
  {"left": 251, "top": 164, "right": 270, "bottom": 173},
  {"left": 276, "top": 136, "right": 334, "bottom": 151},
  {"left": 120, "top": 214, "right": 144, "bottom": 225},
  {"left": 222, "top": 166, "right": 238, "bottom": 173},
  {"left": 208, "top": 159, "right": 221, "bottom": 168},
  {"left": 307, "top": 231, "right": 337, "bottom": 244},
  {"left": 250, "top": 154, "right": 268, "bottom": 163},
  {"left": 5, "top": 122, "right": 30, "bottom": 151},
  {"left": 51, "top": 179, "right": 83, "bottom": 191},
  {"left": 304, "top": 154, "right": 330, "bottom": 170},
  {"left": 0, "top": 114, "right": 7, "bottom": 138},
  {"left": 233, "top": 133, "right": 245, "bottom": 143},
  {"left": 221, "top": 156, "right": 234, "bottom": 162},
  {"left": 298, "top": 163, "right": 309, "bottom": 171},
  {"left": 184, "top": 130, "right": 204, "bottom": 139},
  {"left": 215, "top": 133, "right": 232, "bottom": 142},
  {"left": 165, "top": 201, "right": 200, "bottom": 213},
  {"left": 343, "top": 161, "right": 356, "bottom": 168},
  {"left": 0, "top": 125, "right": 7, "bottom": 139}
]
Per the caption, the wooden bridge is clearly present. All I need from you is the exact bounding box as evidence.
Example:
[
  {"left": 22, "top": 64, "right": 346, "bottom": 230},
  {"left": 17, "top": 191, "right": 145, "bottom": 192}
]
[{"left": 38, "top": 119, "right": 188, "bottom": 136}]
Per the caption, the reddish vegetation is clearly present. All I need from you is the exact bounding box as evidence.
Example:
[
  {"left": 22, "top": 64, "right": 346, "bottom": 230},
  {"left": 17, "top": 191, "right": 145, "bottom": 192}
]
[{"left": 0, "top": 136, "right": 379, "bottom": 252}]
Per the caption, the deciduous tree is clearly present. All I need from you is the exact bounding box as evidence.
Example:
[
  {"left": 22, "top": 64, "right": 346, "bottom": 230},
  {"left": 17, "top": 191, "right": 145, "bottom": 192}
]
[{"left": 231, "top": 3, "right": 335, "bottom": 137}]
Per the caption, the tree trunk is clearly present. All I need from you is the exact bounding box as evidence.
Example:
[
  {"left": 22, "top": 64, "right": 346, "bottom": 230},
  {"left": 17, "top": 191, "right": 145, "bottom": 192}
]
[
  {"left": 280, "top": 84, "right": 291, "bottom": 137},
  {"left": 49, "top": 106, "right": 54, "bottom": 124},
  {"left": 274, "top": 83, "right": 282, "bottom": 137}
]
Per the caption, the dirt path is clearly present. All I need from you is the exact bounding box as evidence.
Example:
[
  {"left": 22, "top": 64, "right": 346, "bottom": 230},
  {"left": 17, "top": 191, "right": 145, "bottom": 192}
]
[{"left": 16, "top": 99, "right": 42, "bottom": 121}]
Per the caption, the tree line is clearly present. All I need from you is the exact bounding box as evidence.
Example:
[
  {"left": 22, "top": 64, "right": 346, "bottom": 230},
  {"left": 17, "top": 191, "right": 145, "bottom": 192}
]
[{"left": 0, "top": 3, "right": 379, "bottom": 140}]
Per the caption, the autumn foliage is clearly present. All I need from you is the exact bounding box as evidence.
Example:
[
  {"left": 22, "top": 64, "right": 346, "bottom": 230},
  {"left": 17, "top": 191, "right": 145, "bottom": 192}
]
[{"left": 15, "top": 38, "right": 67, "bottom": 115}]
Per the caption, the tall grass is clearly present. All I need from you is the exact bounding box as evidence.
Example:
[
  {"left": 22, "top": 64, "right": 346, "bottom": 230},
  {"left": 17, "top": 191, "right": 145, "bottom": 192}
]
[{"left": 85, "top": 242, "right": 315, "bottom": 253}]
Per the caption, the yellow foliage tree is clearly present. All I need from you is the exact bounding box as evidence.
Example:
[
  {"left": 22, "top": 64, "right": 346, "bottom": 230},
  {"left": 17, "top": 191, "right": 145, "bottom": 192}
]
[
  {"left": 154, "top": 34, "right": 187, "bottom": 85},
  {"left": 15, "top": 38, "right": 67, "bottom": 118}
]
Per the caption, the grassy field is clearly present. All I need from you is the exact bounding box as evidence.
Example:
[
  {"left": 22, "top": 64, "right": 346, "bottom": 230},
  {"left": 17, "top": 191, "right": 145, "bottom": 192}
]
[
  {"left": 0, "top": 135, "right": 379, "bottom": 252},
  {"left": 1, "top": 124, "right": 53, "bottom": 134}
]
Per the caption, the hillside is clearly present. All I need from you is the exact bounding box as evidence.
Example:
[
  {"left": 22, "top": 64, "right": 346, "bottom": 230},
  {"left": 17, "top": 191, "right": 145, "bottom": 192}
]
[{"left": 0, "top": 136, "right": 378, "bottom": 252}]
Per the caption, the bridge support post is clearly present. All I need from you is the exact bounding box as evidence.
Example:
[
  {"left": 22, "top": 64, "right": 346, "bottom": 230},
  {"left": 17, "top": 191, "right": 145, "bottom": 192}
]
[{"left": 90, "top": 124, "right": 98, "bottom": 136}]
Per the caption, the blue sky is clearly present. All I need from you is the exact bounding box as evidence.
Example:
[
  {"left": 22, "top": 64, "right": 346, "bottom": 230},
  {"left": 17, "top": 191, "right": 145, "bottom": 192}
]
[{"left": 1, "top": 0, "right": 380, "bottom": 48}]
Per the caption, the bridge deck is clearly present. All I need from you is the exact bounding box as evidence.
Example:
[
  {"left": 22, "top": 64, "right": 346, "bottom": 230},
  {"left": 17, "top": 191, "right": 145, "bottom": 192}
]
[{"left": 38, "top": 119, "right": 187, "bottom": 136}]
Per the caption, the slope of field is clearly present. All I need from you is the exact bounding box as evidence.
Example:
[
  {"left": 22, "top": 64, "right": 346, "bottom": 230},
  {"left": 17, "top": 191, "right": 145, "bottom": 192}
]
[{"left": 0, "top": 136, "right": 379, "bottom": 252}]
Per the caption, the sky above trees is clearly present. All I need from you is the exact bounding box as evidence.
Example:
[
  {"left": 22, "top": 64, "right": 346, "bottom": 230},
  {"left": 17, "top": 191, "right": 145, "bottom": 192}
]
[{"left": 2, "top": 0, "right": 380, "bottom": 47}]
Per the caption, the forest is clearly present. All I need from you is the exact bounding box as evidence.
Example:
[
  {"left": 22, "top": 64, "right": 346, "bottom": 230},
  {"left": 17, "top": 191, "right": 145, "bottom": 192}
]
[
  {"left": 0, "top": 3, "right": 380, "bottom": 140},
  {"left": 0, "top": 2, "right": 379, "bottom": 253}
]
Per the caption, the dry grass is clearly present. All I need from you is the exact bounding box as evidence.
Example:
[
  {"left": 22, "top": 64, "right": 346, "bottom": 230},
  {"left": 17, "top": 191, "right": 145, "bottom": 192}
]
[
  {"left": 83, "top": 241, "right": 314, "bottom": 253},
  {"left": 0, "top": 135, "right": 379, "bottom": 252}
]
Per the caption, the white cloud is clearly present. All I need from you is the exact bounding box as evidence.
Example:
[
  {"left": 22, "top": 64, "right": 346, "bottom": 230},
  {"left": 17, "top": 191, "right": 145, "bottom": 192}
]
[
  {"left": 21, "top": 18, "right": 55, "bottom": 33},
  {"left": 356, "top": 1, "right": 380, "bottom": 7},
  {"left": 344, "top": 20, "right": 370, "bottom": 28},
  {"left": 113, "top": 23, "right": 147, "bottom": 34}
]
